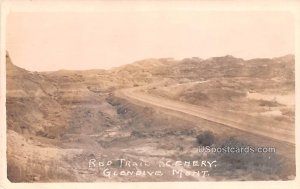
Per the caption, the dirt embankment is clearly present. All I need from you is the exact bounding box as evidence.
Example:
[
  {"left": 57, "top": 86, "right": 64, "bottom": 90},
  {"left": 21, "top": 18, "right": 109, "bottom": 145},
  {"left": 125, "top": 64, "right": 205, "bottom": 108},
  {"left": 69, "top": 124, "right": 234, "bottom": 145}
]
[{"left": 6, "top": 53, "right": 295, "bottom": 182}]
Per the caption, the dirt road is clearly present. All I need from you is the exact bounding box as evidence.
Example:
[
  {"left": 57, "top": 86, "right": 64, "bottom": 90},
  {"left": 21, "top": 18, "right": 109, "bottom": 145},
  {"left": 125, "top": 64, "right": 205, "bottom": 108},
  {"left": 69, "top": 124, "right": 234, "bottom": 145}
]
[{"left": 115, "top": 87, "right": 295, "bottom": 145}]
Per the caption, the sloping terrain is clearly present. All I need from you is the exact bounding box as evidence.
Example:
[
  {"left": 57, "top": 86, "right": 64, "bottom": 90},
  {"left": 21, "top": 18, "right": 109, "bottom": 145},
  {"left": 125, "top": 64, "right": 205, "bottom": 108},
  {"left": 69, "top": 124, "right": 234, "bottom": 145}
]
[
  {"left": 6, "top": 52, "right": 295, "bottom": 182},
  {"left": 116, "top": 87, "right": 294, "bottom": 144}
]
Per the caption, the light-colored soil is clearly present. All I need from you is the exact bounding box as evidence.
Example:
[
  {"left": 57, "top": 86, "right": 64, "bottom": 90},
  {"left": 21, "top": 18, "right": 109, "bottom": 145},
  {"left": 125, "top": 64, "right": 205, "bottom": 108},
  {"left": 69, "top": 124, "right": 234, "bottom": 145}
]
[
  {"left": 6, "top": 53, "right": 295, "bottom": 182},
  {"left": 116, "top": 87, "right": 294, "bottom": 144}
]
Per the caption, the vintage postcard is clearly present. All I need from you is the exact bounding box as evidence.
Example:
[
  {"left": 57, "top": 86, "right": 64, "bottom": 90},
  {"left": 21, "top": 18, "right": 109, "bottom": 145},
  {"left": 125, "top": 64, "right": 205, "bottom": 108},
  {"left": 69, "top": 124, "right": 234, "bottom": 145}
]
[{"left": 0, "top": 0, "right": 299, "bottom": 189}]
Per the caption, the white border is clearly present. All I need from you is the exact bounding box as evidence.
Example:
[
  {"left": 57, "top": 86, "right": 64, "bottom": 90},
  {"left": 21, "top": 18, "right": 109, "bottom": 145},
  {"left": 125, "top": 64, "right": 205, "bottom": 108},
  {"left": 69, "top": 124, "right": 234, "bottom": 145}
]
[{"left": 0, "top": 1, "right": 299, "bottom": 189}]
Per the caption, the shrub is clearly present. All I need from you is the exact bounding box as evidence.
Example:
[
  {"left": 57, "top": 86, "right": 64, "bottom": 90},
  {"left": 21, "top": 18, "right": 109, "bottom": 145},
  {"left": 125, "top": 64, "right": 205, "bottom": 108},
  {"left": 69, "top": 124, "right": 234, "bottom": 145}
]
[
  {"left": 196, "top": 130, "right": 215, "bottom": 146},
  {"left": 258, "top": 100, "right": 280, "bottom": 107},
  {"left": 212, "top": 137, "right": 286, "bottom": 179}
]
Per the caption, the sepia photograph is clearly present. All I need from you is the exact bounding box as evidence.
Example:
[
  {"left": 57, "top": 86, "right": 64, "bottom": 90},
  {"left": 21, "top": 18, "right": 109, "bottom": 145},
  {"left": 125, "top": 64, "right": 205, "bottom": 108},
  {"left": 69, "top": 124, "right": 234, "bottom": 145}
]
[{"left": 0, "top": 0, "right": 299, "bottom": 188}]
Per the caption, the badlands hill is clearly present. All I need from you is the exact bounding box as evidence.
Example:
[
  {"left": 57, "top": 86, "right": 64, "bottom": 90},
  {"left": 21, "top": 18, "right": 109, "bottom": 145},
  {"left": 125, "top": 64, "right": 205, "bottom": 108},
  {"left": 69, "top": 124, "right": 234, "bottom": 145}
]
[{"left": 6, "top": 52, "right": 295, "bottom": 182}]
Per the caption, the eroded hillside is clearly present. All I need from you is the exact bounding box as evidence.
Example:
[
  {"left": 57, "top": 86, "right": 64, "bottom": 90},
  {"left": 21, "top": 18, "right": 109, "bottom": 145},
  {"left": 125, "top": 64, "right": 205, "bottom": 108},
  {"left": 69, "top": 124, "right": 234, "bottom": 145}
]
[{"left": 6, "top": 52, "right": 295, "bottom": 182}]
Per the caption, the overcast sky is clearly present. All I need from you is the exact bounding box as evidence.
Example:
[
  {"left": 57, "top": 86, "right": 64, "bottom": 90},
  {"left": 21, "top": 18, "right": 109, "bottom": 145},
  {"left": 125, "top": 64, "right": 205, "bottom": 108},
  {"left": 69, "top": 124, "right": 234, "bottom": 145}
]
[{"left": 6, "top": 10, "right": 294, "bottom": 71}]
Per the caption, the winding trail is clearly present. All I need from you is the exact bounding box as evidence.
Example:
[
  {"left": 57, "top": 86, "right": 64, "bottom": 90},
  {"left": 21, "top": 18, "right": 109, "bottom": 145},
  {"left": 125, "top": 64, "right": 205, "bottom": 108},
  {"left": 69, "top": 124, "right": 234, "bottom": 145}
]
[{"left": 115, "top": 87, "right": 295, "bottom": 145}]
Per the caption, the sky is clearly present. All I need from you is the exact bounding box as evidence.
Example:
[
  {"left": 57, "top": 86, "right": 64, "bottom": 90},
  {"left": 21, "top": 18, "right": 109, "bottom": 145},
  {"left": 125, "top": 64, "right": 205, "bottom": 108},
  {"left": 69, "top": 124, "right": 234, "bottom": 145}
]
[{"left": 6, "top": 11, "right": 294, "bottom": 71}]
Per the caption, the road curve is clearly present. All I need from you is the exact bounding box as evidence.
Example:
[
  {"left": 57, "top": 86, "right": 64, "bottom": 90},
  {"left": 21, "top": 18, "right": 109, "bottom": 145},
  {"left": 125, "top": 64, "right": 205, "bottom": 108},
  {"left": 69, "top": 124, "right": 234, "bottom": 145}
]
[{"left": 115, "top": 87, "right": 295, "bottom": 145}]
